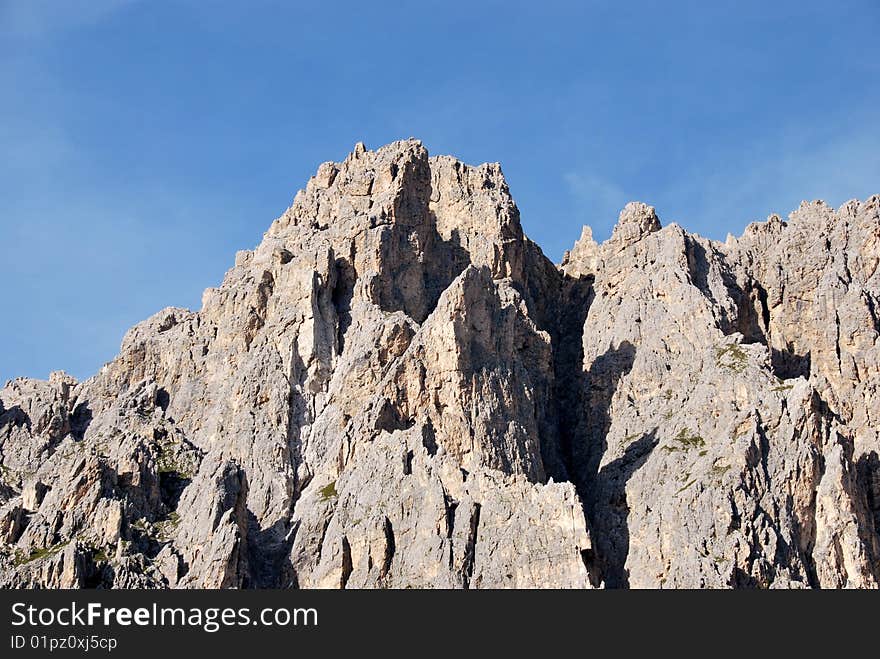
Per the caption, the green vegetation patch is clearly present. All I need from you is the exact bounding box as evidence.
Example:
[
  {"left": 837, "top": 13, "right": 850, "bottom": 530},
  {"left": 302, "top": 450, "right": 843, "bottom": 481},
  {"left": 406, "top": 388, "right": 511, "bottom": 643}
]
[
  {"left": 715, "top": 343, "right": 748, "bottom": 373},
  {"left": 13, "top": 540, "right": 70, "bottom": 566},
  {"left": 319, "top": 480, "right": 338, "bottom": 501},
  {"left": 662, "top": 427, "right": 706, "bottom": 453},
  {"left": 676, "top": 479, "right": 697, "bottom": 495},
  {"left": 156, "top": 454, "right": 192, "bottom": 478},
  {"left": 153, "top": 426, "right": 200, "bottom": 479},
  {"left": 92, "top": 547, "right": 110, "bottom": 563},
  {"left": 155, "top": 512, "right": 181, "bottom": 541}
]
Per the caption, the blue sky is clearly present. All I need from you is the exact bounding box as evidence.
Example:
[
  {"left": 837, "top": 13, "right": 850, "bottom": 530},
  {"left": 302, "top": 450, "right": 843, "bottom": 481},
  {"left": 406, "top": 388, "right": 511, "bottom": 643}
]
[{"left": 2, "top": 0, "right": 879, "bottom": 383}]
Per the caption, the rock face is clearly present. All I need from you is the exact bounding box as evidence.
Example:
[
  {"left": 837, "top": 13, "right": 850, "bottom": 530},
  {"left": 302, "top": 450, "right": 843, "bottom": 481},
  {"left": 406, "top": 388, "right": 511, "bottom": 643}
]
[{"left": 2, "top": 140, "right": 878, "bottom": 588}]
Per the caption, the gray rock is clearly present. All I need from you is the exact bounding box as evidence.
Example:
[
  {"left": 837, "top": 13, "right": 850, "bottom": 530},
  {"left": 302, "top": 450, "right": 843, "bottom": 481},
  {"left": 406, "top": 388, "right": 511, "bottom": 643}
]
[{"left": 1, "top": 140, "right": 878, "bottom": 588}]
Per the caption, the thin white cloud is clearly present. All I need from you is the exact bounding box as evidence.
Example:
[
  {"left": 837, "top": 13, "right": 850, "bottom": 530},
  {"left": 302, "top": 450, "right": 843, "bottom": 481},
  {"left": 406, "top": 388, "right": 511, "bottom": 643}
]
[
  {"left": 563, "top": 171, "right": 631, "bottom": 240},
  {"left": 0, "top": 0, "right": 139, "bottom": 39},
  {"left": 664, "top": 119, "right": 880, "bottom": 237},
  {"left": 563, "top": 114, "right": 880, "bottom": 244}
]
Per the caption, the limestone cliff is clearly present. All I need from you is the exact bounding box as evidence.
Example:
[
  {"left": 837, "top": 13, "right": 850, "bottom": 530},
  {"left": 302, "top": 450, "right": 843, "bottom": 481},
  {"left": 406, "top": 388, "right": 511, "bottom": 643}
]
[{"left": 2, "top": 140, "right": 878, "bottom": 588}]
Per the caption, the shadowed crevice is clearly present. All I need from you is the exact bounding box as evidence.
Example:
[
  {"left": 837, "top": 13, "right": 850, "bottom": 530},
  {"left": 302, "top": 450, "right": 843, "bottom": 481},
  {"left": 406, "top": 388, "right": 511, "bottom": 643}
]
[
  {"left": 857, "top": 451, "right": 880, "bottom": 559},
  {"left": 771, "top": 347, "right": 811, "bottom": 380},
  {"left": 547, "top": 273, "right": 594, "bottom": 484},
  {"left": 372, "top": 215, "right": 471, "bottom": 323},
  {"left": 69, "top": 402, "right": 92, "bottom": 441},
  {"left": 590, "top": 429, "right": 658, "bottom": 588},
  {"left": 0, "top": 404, "right": 31, "bottom": 432},
  {"left": 582, "top": 341, "right": 637, "bottom": 485},
  {"left": 243, "top": 511, "right": 297, "bottom": 588},
  {"left": 331, "top": 256, "right": 356, "bottom": 353},
  {"left": 579, "top": 340, "right": 638, "bottom": 587},
  {"left": 685, "top": 237, "right": 716, "bottom": 306}
]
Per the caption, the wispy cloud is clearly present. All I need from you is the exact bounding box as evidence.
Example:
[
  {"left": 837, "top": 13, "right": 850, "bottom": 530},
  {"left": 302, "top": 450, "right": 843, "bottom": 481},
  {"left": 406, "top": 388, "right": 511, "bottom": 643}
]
[
  {"left": 563, "top": 113, "right": 880, "bottom": 244},
  {"left": 660, "top": 116, "right": 880, "bottom": 238},
  {"left": 0, "top": 0, "right": 139, "bottom": 39},
  {"left": 563, "top": 171, "right": 631, "bottom": 241}
]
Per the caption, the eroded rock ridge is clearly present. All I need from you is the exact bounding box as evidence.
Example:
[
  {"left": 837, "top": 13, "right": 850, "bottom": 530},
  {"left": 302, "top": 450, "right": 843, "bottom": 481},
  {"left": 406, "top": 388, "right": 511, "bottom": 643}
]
[{"left": 2, "top": 140, "right": 879, "bottom": 588}]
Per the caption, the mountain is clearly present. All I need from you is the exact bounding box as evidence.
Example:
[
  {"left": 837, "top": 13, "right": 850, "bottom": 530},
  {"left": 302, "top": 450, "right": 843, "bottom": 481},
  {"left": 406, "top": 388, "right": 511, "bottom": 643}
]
[{"left": 2, "top": 140, "right": 879, "bottom": 588}]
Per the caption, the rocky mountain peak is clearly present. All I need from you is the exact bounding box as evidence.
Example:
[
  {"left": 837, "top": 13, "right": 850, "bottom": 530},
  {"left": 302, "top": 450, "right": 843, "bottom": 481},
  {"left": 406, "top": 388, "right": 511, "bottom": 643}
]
[
  {"left": 1, "top": 141, "right": 879, "bottom": 589},
  {"left": 609, "top": 201, "right": 661, "bottom": 248}
]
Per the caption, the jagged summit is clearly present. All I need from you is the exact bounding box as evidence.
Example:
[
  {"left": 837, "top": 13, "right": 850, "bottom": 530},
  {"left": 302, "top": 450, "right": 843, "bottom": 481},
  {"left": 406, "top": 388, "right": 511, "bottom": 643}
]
[
  {"left": 609, "top": 201, "right": 661, "bottom": 247},
  {"left": 1, "top": 141, "right": 879, "bottom": 589}
]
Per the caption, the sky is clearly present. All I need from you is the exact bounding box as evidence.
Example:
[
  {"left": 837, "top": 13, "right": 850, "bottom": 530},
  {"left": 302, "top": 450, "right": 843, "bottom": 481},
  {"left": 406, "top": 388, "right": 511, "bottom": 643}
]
[{"left": 2, "top": 0, "right": 879, "bottom": 383}]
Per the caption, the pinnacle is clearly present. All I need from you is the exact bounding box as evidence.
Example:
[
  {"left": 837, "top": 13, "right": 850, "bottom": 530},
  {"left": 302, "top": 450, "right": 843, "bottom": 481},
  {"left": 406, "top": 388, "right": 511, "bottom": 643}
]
[{"left": 610, "top": 202, "right": 661, "bottom": 247}]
